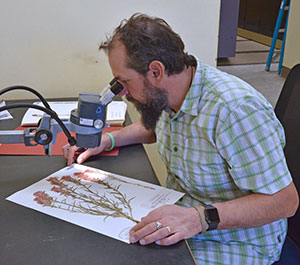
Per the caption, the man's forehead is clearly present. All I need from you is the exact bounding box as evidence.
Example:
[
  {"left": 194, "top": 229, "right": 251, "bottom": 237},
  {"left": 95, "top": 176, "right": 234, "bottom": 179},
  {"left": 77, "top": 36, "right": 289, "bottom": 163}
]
[
  {"left": 108, "top": 43, "right": 128, "bottom": 72},
  {"left": 108, "top": 43, "right": 142, "bottom": 80},
  {"left": 108, "top": 40, "right": 126, "bottom": 56}
]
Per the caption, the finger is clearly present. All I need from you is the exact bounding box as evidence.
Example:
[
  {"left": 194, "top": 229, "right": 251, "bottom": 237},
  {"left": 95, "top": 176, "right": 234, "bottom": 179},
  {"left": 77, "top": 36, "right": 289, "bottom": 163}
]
[
  {"left": 155, "top": 232, "right": 183, "bottom": 246},
  {"left": 76, "top": 147, "right": 100, "bottom": 164},
  {"left": 62, "top": 144, "right": 70, "bottom": 158},
  {"left": 129, "top": 207, "right": 171, "bottom": 237},
  {"left": 129, "top": 217, "right": 159, "bottom": 239},
  {"left": 67, "top": 146, "right": 79, "bottom": 166},
  {"left": 130, "top": 222, "right": 157, "bottom": 243},
  {"left": 130, "top": 218, "right": 151, "bottom": 234},
  {"left": 132, "top": 208, "right": 165, "bottom": 230},
  {"left": 139, "top": 226, "right": 172, "bottom": 245}
]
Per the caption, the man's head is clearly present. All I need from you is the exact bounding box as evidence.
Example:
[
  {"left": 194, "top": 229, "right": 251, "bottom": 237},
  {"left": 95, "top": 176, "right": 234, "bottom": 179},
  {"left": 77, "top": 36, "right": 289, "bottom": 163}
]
[
  {"left": 99, "top": 13, "right": 196, "bottom": 76},
  {"left": 99, "top": 13, "right": 196, "bottom": 130}
]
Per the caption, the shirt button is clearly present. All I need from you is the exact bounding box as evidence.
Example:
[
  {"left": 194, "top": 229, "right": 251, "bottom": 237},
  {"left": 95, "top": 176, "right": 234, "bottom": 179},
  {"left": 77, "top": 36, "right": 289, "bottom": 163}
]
[{"left": 174, "top": 146, "right": 178, "bottom": 152}]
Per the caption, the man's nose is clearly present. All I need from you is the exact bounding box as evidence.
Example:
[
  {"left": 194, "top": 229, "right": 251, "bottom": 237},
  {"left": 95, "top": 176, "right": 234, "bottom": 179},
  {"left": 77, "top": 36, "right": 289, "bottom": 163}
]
[{"left": 118, "top": 87, "right": 128, "bottom": 96}]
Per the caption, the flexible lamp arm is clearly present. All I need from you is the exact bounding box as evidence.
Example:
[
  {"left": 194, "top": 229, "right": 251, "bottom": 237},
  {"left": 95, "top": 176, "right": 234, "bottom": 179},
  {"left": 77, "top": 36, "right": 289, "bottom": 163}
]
[
  {"left": 0, "top": 104, "right": 76, "bottom": 146},
  {"left": 0, "top": 85, "right": 52, "bottom": 110}
]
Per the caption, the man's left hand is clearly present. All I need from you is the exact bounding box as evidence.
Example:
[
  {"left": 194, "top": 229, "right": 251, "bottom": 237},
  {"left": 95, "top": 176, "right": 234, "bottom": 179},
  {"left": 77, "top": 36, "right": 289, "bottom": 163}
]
[{"left": 129, "top": 204, "right": 202, "bottom": 246}]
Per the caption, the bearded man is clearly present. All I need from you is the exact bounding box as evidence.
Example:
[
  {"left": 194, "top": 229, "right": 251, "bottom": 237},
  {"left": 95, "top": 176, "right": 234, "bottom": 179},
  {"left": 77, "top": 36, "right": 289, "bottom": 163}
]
[{"left": 63, "top": 13, "right": 298, "bottom": 265}]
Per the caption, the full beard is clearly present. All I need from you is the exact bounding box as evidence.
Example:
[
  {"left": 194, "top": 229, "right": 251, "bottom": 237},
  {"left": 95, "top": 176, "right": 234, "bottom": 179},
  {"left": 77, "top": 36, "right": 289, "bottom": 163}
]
[{"left": 126, "top": 79, "right": 168, "bottom": 131}]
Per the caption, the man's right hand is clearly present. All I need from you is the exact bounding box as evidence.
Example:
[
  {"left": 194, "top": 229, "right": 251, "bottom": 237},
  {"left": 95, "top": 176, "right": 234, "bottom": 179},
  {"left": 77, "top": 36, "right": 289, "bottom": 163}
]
[
  {"left": 62, "top": 133, "right": 112, "bottom": 166},
  {"left": 62, "top": 121, "right": 157, "bottom": 166}
]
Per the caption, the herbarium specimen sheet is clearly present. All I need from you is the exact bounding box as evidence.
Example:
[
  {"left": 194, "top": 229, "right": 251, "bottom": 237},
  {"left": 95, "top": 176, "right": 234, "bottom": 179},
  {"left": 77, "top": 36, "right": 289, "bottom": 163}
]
[{"left": 6, "top": 164, "right": 184, "bottom": 243}]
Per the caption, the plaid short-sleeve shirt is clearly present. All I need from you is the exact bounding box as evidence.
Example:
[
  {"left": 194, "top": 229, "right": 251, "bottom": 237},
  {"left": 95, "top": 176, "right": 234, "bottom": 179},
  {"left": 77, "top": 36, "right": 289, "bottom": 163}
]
[{"left": 155, "top": 58, "right": 292, "bottom": 265}]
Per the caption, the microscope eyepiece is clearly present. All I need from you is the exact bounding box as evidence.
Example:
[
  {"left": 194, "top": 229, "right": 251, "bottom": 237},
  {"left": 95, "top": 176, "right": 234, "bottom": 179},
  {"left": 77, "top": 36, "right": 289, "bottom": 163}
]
[
  {"left": 110, "top": 80, "right": 123, "bottom": 95},
  {"left": 100, "top": 78, "right": 123, "bottom": 106}
]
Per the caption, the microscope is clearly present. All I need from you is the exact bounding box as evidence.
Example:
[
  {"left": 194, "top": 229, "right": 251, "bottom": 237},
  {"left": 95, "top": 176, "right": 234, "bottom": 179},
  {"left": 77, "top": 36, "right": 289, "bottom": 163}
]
[{"left": 0, "top": 78, "right": 123, "bottom": 155}]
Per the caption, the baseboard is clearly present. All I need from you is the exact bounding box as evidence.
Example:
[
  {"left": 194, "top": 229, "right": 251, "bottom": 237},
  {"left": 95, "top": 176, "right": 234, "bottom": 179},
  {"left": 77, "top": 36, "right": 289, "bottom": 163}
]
[
  {"left": 281, "top": 66, "right": 291, "bottom": 78},
  {"left": 237, "top": 28, "right": 282, "bottom": 50}
]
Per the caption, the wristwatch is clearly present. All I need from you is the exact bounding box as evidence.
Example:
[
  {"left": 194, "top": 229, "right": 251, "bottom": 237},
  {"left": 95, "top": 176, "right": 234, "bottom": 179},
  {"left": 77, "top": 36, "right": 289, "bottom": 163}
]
[{"left": 204, "top": 205, "right": 220, "bottom": 231}]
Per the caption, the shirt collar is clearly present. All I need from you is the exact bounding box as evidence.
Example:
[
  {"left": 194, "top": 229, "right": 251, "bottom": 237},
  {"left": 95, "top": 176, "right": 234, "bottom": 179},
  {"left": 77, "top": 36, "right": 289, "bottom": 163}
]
[{"left": 178, "top": 56, "right": 206, "bottom": 117}]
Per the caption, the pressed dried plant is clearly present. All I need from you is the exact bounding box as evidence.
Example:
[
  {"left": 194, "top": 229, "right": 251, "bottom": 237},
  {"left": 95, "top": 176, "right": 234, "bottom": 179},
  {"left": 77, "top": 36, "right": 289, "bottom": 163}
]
[
  {"left": 33, "top": 170, "right": 138, "bottom": 223},
  {"left": 78, "top": 168, "right": 155, "bottom": 190}
]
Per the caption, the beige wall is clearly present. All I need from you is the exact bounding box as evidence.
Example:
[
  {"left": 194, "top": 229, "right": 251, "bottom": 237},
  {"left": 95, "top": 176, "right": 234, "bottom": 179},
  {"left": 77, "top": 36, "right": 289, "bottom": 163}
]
[
  {"left": 0, "top": 0, "right": 221, "bottom": 186},
  {"left": 0, "top": 0, "right": 221, "bottom": 100},
  {"left": 283, "top": 0, "right": 300, "bottom": 69}
]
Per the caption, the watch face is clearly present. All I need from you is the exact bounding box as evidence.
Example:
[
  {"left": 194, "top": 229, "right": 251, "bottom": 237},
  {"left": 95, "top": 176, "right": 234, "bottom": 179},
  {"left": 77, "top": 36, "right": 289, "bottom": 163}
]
[
  {"left": 205, "top": 205, "right": 220, "bottom": 230},
  {"left": 206, "top": 208, "right": 219, "bottom": 222}
]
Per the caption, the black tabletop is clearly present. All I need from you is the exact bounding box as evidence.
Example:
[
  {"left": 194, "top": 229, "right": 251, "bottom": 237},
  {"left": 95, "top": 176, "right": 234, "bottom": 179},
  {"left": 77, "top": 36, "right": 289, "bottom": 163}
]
[{"left": 0, "top": 99, "right": 195, "bottom": 265}]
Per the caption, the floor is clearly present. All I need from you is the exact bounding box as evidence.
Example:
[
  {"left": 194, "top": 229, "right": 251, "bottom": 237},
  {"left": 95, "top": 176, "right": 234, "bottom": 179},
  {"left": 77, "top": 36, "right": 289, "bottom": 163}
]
[
  {"left": 218, "top": 36, "right": 280, "bottom": 66},
  {"left": 217, "top": 37, "right": 285, "bottom": 107}
]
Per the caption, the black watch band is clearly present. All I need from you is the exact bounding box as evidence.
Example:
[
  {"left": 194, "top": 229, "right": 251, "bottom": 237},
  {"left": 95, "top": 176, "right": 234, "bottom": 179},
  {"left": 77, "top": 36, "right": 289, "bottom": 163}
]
[{"left": 204, "top": 205, "right": 220, "bottom": 231}]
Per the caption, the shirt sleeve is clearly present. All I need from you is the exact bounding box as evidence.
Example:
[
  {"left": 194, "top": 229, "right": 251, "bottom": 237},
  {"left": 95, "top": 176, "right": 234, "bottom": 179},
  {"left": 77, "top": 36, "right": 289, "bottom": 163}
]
[{"left": 216, "top": 98, "right": 292, "bottom": 194}]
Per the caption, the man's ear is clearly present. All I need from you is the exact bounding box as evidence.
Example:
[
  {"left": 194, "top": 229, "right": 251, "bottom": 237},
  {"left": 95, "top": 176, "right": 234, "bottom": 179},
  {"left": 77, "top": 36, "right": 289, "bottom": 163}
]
[{"left": 148, "top": 61, "right": 165, "bottom": 83}]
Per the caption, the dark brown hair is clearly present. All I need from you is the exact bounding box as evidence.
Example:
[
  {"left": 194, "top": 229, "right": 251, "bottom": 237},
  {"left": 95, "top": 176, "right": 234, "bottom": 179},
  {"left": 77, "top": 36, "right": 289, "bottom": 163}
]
[{"left": 99, "top": 13, "right": 196, "bottom": 76}]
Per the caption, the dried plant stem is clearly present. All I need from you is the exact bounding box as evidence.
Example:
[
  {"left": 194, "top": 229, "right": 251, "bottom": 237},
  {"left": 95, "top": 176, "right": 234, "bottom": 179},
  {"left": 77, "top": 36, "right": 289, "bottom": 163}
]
[
  {"left": 51, "top": 197, "right": 138, "bottom": 223},
  {"left": 34, "top": 174, "right": 139, "bottom": 224},
  {"left": 64, "top": 178, "right": 135, "bottom": 221},
  {"left": 90, "top": 169, "right": 155, "bottom": 190}
]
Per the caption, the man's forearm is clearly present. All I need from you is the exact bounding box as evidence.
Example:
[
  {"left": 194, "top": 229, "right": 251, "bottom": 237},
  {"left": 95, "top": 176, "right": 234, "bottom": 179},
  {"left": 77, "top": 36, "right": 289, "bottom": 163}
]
[
  {"left": 214, "top": 182, "right": 299, "bottom": 230},
  {"left": 110, "top": 120, "right": 156, "bottom": 148}
]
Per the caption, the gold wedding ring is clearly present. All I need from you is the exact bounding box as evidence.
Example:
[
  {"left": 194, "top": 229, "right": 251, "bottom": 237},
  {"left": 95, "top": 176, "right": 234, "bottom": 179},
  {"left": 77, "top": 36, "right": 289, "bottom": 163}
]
[{"left": 165, "top": 226, "right": 171, "bottom": 235}]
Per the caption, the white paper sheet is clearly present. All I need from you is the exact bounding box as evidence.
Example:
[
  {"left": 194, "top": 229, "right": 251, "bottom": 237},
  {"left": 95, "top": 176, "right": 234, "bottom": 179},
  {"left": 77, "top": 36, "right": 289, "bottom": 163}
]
[
  {"left": 6, "top": 164, "right": 184, "bottom": 244},
  {"left": 21, "top": 101, "right": 78, "bottom": 126},
  {"left": 106, "top": 101, "right": 127, "bottom": 124},
  {"left": 0, "top": 100, "right": 13, "bottom": 120},
  {"left": 21, "top": 101, "right": 127, "bottom": 126}
]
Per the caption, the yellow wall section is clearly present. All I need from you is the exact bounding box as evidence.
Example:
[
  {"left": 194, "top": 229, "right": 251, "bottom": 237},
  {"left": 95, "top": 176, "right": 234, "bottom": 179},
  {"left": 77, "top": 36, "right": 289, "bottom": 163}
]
[
  {"left": 0, "top": 0, "right": 221, "bottom": 186},
  {"left": 283, "top": 0, "right": 300, "bottom": 69},
  {"left": 0, "top": 0, "right": 221, "bottom": 100}
]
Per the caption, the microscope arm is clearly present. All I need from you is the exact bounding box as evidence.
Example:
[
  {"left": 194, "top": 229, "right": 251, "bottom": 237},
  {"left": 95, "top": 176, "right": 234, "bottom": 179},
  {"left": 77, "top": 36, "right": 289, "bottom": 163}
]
[
  {"left": 0, "top": 114, "right": 65, "bottom": 156},
  {"left": 0, "top": 130, "right": 26, "bottom": 144},
  {"left": 0, "top": 78, "right": 123, "bottom": 155}
]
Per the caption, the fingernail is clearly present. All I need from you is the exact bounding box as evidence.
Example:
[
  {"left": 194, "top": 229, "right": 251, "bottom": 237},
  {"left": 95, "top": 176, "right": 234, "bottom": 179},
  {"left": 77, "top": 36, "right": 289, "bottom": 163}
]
[
  {"left": 130, "top": 236, "right": 137, "bottom": 243},
  {"left": 139, "top": 239, "right": 146, "bottom": 245},
  {"left": 156, "top": 240, "right": 161, "bottom": 245},
  {"left": 77, "top": 158, "right": 82, "bottom": 164}
]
